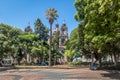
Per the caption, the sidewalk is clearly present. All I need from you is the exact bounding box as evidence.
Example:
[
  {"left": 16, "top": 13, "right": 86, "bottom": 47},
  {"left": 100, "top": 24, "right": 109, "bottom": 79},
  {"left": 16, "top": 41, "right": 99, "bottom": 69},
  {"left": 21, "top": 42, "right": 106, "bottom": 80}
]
[{"left": 0, "top": 67, "right": 119, "bottom": 80}]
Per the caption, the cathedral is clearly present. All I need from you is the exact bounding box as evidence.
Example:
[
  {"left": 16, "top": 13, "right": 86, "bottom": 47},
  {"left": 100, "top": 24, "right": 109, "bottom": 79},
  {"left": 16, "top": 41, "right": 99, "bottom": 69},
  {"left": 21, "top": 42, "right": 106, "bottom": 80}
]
[
  {"left": 51, "top": 22, "right": 68, "bottom": 50},
  {"left": 24, "top": 23, "right": 32, "bottom": 32},
  {"left": 24, "top": 22, "right": 68, "bottom": 63},
  {"left": 24, "top": 22, "right": 68, "bottom": 50}
]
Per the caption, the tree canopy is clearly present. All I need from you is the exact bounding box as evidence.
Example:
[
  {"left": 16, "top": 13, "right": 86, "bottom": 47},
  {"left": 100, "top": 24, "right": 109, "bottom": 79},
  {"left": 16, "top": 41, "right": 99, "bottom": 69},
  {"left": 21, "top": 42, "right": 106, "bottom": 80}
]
[
  {"left": 34, "top": 18, "right": 48, "bottom": 41},
  {"left": 74, "top": 0, "right": 120, "bottom": 65}
]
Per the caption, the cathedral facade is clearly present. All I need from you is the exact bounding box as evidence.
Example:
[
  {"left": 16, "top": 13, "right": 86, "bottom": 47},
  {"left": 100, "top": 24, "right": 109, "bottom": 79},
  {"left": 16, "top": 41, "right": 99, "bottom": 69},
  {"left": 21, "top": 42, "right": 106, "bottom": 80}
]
[{"left": 51, "top": 23, "right": 68, "bottom": 50}]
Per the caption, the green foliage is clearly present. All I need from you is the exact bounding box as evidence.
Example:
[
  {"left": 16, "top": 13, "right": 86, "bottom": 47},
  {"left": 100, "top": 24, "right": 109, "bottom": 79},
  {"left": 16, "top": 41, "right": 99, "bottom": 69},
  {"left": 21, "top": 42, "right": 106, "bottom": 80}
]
[
  {"left": 66, "top": 27, "right": 79, "bottom": 50},
  {"left": 64, "top": 26, "right": 84, "bottom": 62},
  {"left": 0, "top": 23, "right": 50, "bottom": 65},
  {"left": 31, "top": 41, "right": 49, "bottom": 57},
  {"left": 67, "top": 61, "right": 81, "bottom": 66},
  {"left": 66, "top": 24, "right": 84, "bottom": 50},
  {"left": 9, "top": 27, "right": 22, "bottom": 38},
  {"left": 18, "top": 32, "right": 39, "bottom": 42},
  {"left": 74, "top": 0, "right": 120, "bottom": 65},
  {"left": 64, "top": 50, "right": 76, "bottom": 62},
  {"left": 53, "top": 31, "right": 59, "bottom": 49},
  {"left": 45, "top": 8, "right": 58, "bottom": 25},
  {"left": 45, "top": 8, "right": 59, "bottom": 66},
  {"left": 0, "top": 23, "right": 12, "bottom": 36},
  {"left": 34, "top": 18, "right": 48, "bottom": 41},
  {"left": 0, "top": 24, "right": 22, "bottom": 59}
]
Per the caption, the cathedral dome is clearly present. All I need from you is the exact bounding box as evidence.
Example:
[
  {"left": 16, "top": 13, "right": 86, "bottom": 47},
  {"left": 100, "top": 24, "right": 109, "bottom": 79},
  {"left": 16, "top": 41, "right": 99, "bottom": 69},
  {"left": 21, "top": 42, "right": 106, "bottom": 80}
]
[
  {"left": 55, "top": 23, "right": 59, "bottom": 28},
  {"left": 24, "top": 23, "right": 32, "bottom": 32},
  {"left": 61, "top": 23, "right": 67, "bottom": 31}
]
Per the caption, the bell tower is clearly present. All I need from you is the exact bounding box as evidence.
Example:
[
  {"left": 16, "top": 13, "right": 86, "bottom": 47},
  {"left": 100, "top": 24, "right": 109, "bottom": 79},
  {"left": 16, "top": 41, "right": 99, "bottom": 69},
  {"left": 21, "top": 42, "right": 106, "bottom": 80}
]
[
  {"left": 24, "top": 22, "right": 32, "bottom": 32},
  {"left": 60, "top": 22, "right": 68, "bottom": 47}
]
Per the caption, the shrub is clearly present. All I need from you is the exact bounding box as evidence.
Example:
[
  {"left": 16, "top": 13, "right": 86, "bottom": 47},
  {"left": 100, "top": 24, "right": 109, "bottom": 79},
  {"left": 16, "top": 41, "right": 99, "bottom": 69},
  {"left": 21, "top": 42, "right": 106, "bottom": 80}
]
[{"left": 67, "top": 61, "right": 82, "bottom": 66}]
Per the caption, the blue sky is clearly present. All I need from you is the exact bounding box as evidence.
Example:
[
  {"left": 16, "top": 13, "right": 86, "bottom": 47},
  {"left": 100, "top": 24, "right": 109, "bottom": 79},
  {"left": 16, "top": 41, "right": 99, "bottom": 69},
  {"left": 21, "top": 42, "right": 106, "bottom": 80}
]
[{"left": 0, "top": 0, "right": 79, "bottom": 35}]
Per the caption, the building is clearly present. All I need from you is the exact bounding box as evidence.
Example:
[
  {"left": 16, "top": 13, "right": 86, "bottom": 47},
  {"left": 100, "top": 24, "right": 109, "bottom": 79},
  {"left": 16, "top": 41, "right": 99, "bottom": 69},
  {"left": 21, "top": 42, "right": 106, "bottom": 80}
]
[
  {"left": 50, "top": 22, "right": 68, "bottom": 64},
  {"left": 48, "top": 22, "right": 68, "bottom": 50},
  {"left": 24, "top": 23, "right": 32, "bottom": 32}
]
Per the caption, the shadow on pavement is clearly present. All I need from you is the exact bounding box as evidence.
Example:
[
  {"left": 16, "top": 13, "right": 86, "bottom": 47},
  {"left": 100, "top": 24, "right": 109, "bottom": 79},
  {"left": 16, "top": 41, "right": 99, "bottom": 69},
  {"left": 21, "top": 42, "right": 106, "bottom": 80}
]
[
  {"left": 0, "top": 67, "right": 14, "bottom": 72},
  {"left": 101, "top": 70, "right": 120, "bottom": 80}
]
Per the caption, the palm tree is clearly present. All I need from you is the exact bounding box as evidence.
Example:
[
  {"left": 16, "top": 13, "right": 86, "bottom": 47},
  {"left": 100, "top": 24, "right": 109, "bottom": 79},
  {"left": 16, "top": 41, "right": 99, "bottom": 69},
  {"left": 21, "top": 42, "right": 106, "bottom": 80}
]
[{"left": 45, "top": 8, "right": 58, "bottom": 66}]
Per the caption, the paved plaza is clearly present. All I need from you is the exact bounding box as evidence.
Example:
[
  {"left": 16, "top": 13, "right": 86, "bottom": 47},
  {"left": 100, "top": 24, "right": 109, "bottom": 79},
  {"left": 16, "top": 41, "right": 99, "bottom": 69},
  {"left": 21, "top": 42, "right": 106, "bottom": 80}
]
[{"left": 0, "top": 68, "right": 120, "bottom": 80}]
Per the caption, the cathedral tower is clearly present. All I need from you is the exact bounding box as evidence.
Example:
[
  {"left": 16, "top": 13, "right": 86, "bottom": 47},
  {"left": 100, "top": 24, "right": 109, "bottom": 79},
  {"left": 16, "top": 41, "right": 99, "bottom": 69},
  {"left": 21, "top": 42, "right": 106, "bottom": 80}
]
[{"left": 24, "top": 22, "right": 32, "bottom": 32}]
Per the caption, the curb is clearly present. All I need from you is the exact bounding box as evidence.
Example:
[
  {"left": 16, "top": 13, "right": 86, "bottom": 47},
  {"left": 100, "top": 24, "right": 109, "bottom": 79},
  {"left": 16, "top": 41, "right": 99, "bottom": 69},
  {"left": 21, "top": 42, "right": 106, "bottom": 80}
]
[
  {"left": 0, "top": 67, "right": 14, "bottom": 71},
  {"left": 0, "top": 65, "right": 89, "bottom": 71},
  {"left": 14, "top": 66, "right": 77, "bottom": 69}
]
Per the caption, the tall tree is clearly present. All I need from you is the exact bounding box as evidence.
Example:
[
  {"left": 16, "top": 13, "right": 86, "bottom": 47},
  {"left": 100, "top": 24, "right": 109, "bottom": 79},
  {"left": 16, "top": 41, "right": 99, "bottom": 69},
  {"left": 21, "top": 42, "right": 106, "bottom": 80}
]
[
  {"left": 17, "top": 32, "right": 39, "bottom": 64},
  {"left": 0, "top": 24, "right": 22, "bottom": 61},
  {"left": 52, "top": 31, "right": 60, "bottom": 65},
  {"left": 64, "top": 27, "right": 83, "bottom": 62},
  {"left": 69, "top": 27, "right": 79, "bottom": 49},
  {"left": 34, "top": 18, "right": 48, "bottom": 41},
  {"left": 74, "top": 0, "right": 120, "bottom": 66},
  {"left": 45, "top": 8, "right": 58, "bottom": 66},
  {"left": 53, "top": 32, "right": 59, "bottom": 49},
  {"left": 31, "top": 41, "right": 49, "bottom": 64}
]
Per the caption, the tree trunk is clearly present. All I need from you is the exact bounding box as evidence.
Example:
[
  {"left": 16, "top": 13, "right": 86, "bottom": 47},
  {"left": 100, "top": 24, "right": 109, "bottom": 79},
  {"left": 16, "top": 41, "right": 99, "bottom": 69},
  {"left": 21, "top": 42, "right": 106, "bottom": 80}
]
[
  {"left": 118, "top": 52, "right": 120, "bottom": 62},
  {"left": 110, "top": 53, "right": 113, "bottom": 63},
  {"left": 49, "top": 24, "right": 52, "bottom": 66},
  {"left": 113, "top": 52, "right": 117, "bottom": 65},
  {"left": 27, "top": 54, "right": 30, "bottom": 64},
  {"left": 91, "top": 52, "right": 94, "bottom": 65},
  {"left": 99, "top": 57, "right": 102, "bottom": 67}
]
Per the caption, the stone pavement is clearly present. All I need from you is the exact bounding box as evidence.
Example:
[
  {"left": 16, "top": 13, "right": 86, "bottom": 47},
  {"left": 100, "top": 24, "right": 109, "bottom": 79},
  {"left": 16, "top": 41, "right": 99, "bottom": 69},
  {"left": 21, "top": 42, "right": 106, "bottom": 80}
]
[{"left": 0, "top": 68, "right": 119, "bottom": 80}]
